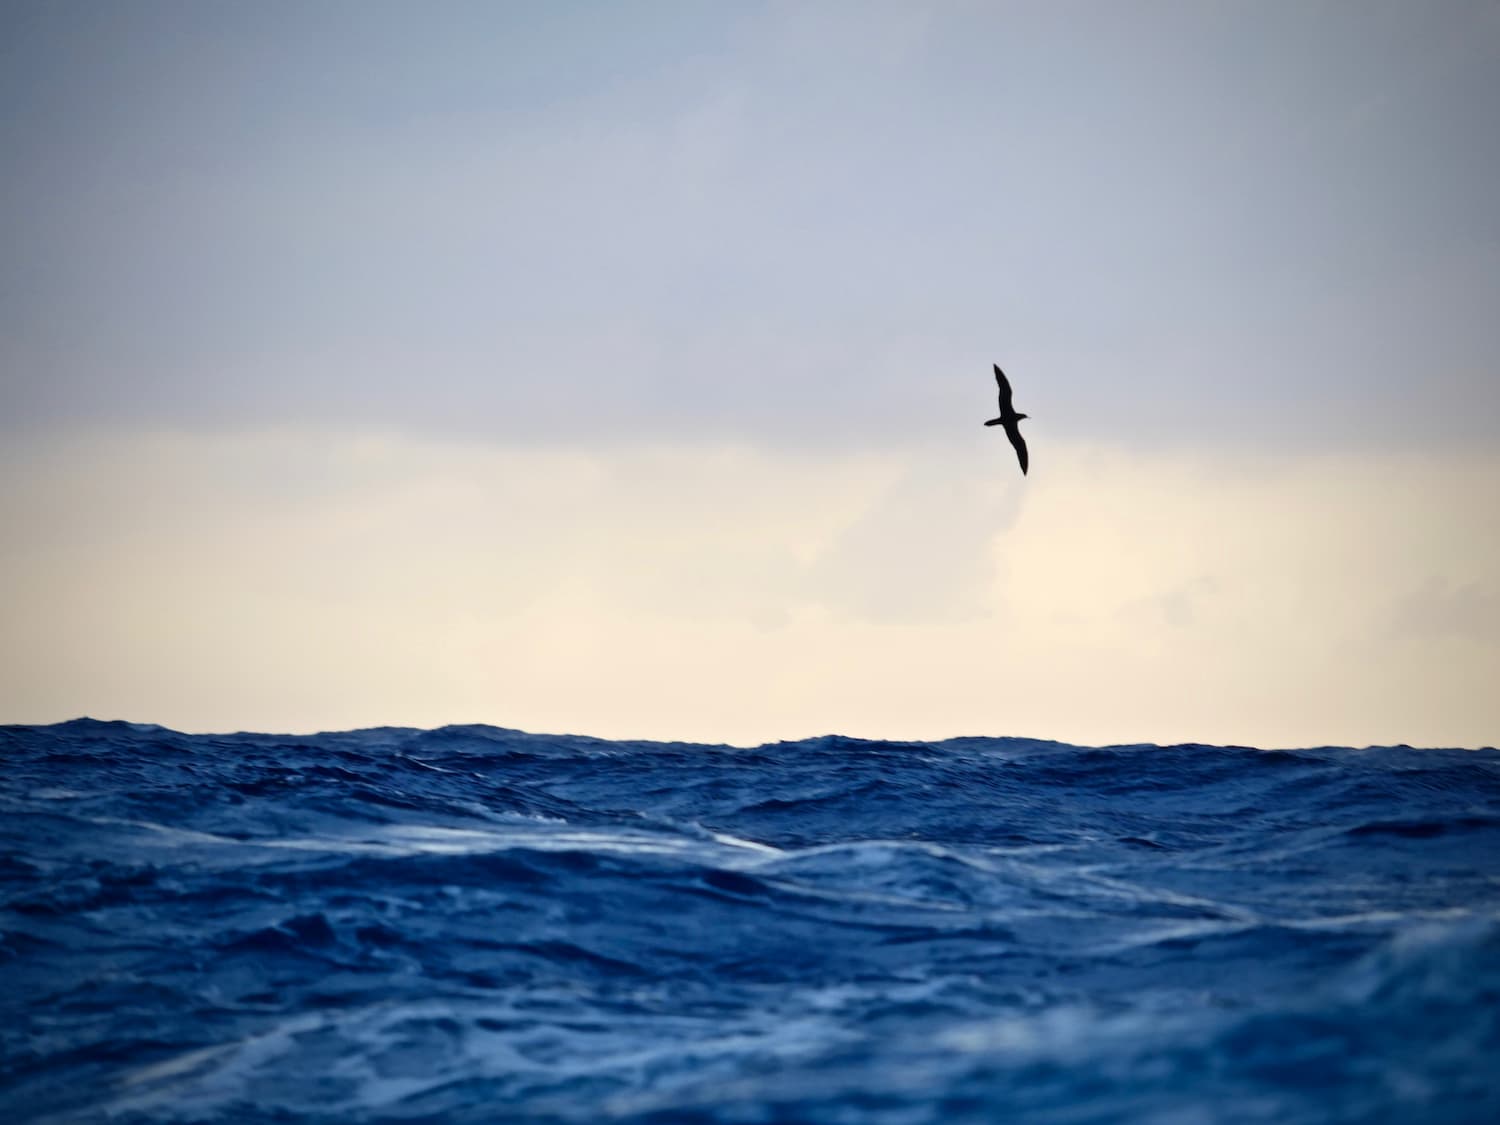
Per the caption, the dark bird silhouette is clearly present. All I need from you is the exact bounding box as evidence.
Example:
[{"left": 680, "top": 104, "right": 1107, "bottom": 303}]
[{"left": 983, "top": 363, "right": 1029, "bottom": 475}]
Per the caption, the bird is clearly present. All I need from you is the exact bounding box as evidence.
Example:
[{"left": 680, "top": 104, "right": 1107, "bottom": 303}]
[{"left": 983, "top": 363, "right": 1029, "bottom": 475}]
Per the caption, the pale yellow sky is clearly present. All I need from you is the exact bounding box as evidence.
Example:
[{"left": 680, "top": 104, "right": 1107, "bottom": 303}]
[
  {"left": 4, "top": 5, "right": 1499, "bottom": 747},
  {"left": 3, "top": 428, "right": 1495, "bottom": 747}
]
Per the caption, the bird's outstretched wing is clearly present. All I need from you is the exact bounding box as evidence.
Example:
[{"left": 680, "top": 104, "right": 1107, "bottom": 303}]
[
  {"left": 993, "top": 364, "right": 1015, "bottom": 413},
  {"left": 1005, "top": 425, "right": 1029, "bottom": 475}
]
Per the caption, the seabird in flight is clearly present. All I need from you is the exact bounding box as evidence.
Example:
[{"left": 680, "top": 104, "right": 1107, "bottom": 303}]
[{"left": 984, "top": 363, "right": 1029, "bottom": 475}]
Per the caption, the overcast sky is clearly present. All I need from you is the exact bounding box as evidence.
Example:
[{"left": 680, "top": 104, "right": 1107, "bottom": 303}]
[{"left": 3, "top": 1, "right": 1498, "bottom": 746}]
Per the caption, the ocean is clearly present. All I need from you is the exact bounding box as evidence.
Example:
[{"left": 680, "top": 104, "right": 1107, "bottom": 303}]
[{"left": 2, "top": 719, "right": 1498, "bottom": 1123}]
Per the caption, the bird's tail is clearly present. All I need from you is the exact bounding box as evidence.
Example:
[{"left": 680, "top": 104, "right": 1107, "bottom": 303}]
[{"left": 983, "top": 418, "right": 1003, "bottom": 427}]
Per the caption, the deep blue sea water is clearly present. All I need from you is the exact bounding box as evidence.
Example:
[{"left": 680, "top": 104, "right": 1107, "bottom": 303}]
[{"left": 3, "top": 720, "right": 1499, "bottom": 1124}]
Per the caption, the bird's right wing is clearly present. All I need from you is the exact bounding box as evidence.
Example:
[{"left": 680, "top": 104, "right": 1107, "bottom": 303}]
[{"left": 1006, "top": 426, "right": 1029, "bottom": 475}]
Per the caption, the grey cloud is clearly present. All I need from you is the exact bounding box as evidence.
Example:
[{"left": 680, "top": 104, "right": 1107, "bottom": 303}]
[
  {"left": 2, "top": 1, "right": 1498, "bottom": 452},
  {"left": 1390, "top": 576, "right": 1500, "bottom": 647},
  {"left": 807, "top": 447, "right": 1024, "bottom": 623}
]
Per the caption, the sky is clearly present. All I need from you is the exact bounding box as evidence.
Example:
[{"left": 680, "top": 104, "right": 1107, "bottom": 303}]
[{"left": 2, "top": 0, "right": 1498, "bottom": 747}]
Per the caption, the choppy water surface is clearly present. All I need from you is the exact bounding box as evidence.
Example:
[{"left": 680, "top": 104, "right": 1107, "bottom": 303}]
[{"left": 3, "top": 719, "right": 1499, "bottom": 1123}]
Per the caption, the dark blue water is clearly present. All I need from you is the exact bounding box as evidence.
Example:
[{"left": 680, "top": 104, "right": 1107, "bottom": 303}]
[{"left": 3, "top": 720, "right": 1499, "bottom": 1123}]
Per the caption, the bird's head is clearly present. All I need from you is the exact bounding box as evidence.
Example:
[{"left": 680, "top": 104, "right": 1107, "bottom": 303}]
[{"left": 1016, "top": 413, "right": 1030, "bottom": 421}]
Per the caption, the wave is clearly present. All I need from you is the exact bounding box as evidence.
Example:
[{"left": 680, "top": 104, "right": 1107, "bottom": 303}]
[{"left": 2, "top": 720, "right": 1498, "bottom": 1122}]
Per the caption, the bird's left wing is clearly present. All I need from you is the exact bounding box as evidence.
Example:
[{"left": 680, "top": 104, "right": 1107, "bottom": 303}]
[{"left": 993, "top": 364, "right": 1015, "bottom": 412}]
